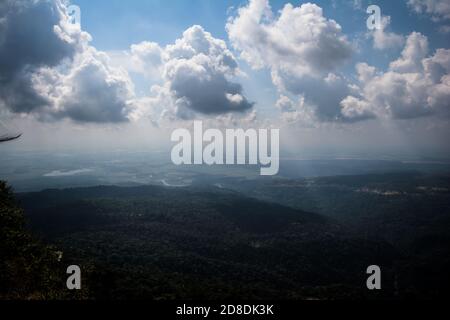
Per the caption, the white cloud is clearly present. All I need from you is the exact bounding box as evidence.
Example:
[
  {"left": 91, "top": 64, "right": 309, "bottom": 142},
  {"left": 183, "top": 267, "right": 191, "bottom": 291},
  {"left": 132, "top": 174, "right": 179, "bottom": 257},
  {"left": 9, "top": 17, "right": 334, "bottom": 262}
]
[
  {"left": 422, "top": 47, "right": 450, "bottom": 88},
  {"left": 340, "top": 96, "right": 375, "bottom": 120},
  {"left": 372, "top": 16, "right": 404, "bottom": 50},
  {"left": 355, "top": 62, "right": 376, "bottom": 83},
  {"left": 131, "top": 25, "right": 253, "bottom": 120},
  {"left": 131, "top": 42, "right": 164, "bottom": 69},
  {"left": 389, "top": 32, "right": 429, "bottom": 73},
  {"left": 408, "top": 0, "right": 450, "bottom": 21},
  {"left": 52, "top": 48, "right": 136, "bottom": 123},
  {"left": 275, "top": 95, "right": 317, "bottom": 125},
  {"left": 227, "top": 0, "right": 354, "bottom": 122},
  {"left": 227, "top": 0, "right": 352, "bottom": 75},
  {"left": 342, "top": 33, "right": 450, "bottom": 121}
]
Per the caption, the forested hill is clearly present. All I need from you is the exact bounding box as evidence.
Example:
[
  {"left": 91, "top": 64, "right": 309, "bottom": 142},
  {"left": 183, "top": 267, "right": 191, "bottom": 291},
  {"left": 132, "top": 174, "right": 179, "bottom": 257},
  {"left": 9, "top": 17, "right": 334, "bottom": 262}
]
[
  {"left": 18, "top": 185, "right": 329, "bottom": 236},
  {"left": 15, "top": 184, "right": 400, "bottom": 300},
  {"left": 0, "top": 181, "right": 84, "bottom": 300}
]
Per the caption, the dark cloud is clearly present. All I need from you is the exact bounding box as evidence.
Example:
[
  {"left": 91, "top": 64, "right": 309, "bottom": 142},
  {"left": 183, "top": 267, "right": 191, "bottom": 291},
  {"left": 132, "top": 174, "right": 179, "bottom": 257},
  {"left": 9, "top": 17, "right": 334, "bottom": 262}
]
[
  {"left": 0, "top": 0, "right": 134, "bottom": 123},
  {"left": 0, "top": 0, "right": 78, "bottom": 112},
  {"left": 165, "top": 25, "right": 254, "bottom": 116},
  {"left": 167, "top": 56, "right": 254, "bottom": 115},
  {"left": 132, "top": 25, "right": 254, "bottom": 119},
  {"left": 275, "top": 71, "right": 352, "bottom": 122}
]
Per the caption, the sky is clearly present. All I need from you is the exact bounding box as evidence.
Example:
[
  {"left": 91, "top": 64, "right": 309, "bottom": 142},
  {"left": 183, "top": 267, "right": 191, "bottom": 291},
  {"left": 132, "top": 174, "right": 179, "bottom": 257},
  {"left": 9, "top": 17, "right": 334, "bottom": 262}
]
[{"left": 0, "top": 0, "right": 450, "bottom": 159}]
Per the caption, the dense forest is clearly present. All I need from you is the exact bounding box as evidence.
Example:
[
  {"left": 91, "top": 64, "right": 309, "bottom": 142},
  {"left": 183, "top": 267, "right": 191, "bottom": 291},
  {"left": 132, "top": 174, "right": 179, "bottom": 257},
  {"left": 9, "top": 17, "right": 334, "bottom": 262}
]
[
  {"left": 0, "top": 181, "right": 85, "bottom": 299},
  {"left": 1, "top": 172, "right": 448, "bottom": 300}
]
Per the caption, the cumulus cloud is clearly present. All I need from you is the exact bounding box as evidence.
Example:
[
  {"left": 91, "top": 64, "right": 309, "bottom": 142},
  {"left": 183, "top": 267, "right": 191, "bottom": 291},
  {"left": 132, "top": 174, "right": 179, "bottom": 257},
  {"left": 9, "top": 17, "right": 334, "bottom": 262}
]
[
  {"left": 0, "top": 0, "right": 135, "bottom": 123},
  {"left": 0, "top": 0, "right": 83, "bottom": 113},
  {"left": 275, "top": 95, "right": 316, "bottom": 125},
  {"left": 275, "top": 72, "right": 356, "bottom": 121},
  {"left": 227, "top": 0, "right": 352, "bottom": 74},
  {"left": 52, "top": 48, "right": 135, "bottom": 123},
  {"left": 165, "top": 26, "right": 253, "bottom": 115},
  {"left": 226, "top": 0, "right": 353, "bottom": 122},
  {"left": 342, "top": 32, "right": 450, "bottom": 121},
  {"left": 389, "top": 32, "right": 429, "bottom": 73},
  {"left": 112, "top": 41, "right": 165, "bottom": 81},
  {"left": 372, "top": 16, "right": 404, "bottom": 50},
  {"left": 131, "top": 42, "right": 164, "bottom": 71},
  {"left": 226, "top": 0, "right": 351, "bottom": 74},
  {"left": 340, "top": 95, "right": 376, "bottom": 121},
  {"left": 131, "top": 25, "right": 253, "bottom": 120},
  {"left": 408, "top": 0, "right": 450, "bottom": 21}
]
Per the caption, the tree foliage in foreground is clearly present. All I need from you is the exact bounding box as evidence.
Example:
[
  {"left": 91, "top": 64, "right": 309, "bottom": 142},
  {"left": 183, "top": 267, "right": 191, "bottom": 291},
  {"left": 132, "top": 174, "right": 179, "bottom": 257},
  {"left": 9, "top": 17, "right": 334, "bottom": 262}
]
[{"left": 0, "top": 181, "right": 86, "bottom": 300}]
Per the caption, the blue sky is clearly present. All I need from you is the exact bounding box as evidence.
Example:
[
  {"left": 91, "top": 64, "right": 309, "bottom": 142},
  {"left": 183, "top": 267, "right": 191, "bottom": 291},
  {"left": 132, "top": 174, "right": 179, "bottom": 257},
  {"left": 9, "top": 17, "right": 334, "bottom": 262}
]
[{"left": 72, "top": 0, "right": 449, "bottom": 51}]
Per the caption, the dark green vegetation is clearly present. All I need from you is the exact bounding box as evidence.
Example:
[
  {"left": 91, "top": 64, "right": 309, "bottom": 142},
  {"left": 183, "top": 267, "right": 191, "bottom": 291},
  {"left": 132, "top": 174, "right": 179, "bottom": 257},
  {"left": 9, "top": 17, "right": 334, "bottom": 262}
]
[
  {"left": 218, "top": 172, "right": 450, "bottom": 246},
  {"left": 8, "top": 172, "right": 449, "bottom": 300},
  {"left": 0, "top": 181, "right": 84, "bottom": 299}
]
